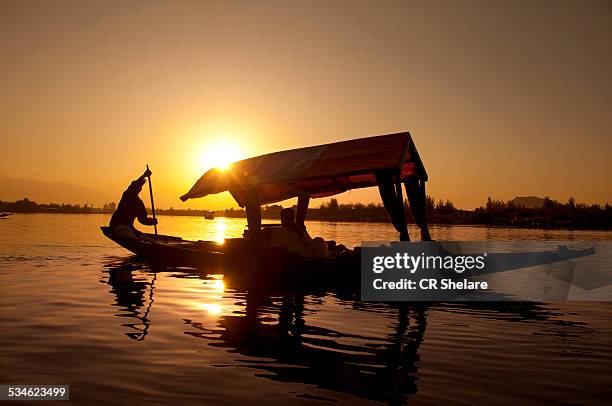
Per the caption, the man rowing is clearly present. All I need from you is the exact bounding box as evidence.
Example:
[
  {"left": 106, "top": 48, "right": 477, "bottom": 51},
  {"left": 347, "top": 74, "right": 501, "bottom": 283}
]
[{"left": 109, "top": 168, "right": 158, "bottom": 239}]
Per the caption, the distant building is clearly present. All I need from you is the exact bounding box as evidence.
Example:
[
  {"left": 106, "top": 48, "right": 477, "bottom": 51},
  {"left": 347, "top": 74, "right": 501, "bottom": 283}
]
[{"left": 509, "top": 196, "right": 546, "bottom": 209}]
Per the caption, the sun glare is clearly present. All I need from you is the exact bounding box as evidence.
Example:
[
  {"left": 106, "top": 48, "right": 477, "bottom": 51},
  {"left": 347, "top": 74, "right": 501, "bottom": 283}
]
[
  {"left": 200, "top": 303, "right": 222, "bottom": 315},
  {"left": 201, "top": 141, "right": 243, "bottom": 171}
]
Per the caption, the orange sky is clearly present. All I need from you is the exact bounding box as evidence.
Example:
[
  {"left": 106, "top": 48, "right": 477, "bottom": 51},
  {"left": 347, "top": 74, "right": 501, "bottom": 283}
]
[{"left": 1, "top": 0, "right": 611, "bottom": 210}]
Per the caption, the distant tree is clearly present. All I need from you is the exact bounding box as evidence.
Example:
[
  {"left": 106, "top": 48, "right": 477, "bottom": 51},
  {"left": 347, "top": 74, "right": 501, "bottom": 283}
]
[
  {"left": 102, "top": 202, "right": 117, "bottom": 213},
  {"left": 425, "top": 195, "right": 435, "bottom": 212},
  {"left": 327, "top": 198, "right": 339, "bottom": 212},
  {"left": 543, "top": 196, "right": 557, "bottom": 209},
  {"left": 15, "top": 198, "right": 38, "bottom": 212},
  {"left": 486, "top": 197, "right": 505, "bottom": 211}
]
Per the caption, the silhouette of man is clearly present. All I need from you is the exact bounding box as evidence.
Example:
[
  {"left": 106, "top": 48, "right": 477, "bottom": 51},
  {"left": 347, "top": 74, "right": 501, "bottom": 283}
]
[{"left": 110, "top": 168, "right": 158, "bottom": 239}]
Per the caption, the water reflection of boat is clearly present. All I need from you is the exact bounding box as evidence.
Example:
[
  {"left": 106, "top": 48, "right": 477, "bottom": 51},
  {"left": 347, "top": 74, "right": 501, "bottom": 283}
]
[
  {"left": 102, "top": 260, "right": 427, "bottom": 402},
  {"left": 185, "top": 294, "right": 426, "bottom": 404},
  {"left": 101, "top": 260, "right": 597, "bottom": 403},
  {"left": 104, "top": 258, "right": 157, "bottom": 340}
]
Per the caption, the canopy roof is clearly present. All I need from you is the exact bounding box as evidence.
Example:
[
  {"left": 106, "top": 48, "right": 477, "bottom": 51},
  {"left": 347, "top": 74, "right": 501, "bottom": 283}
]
[{"left": 180, "top": 131, "right": 427, "bottom": 206}]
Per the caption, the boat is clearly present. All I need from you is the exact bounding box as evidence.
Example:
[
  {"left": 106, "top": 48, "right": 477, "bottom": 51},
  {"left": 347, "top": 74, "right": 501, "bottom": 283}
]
[
  {"left": 102, "top": 132, "right": 430, "bottom": 277},
  {"left": 0, "top": 213, "right": 13, "bottom": 218},
  {"left": 204, "top": 210, "right": 215, "bottom": 220},
  {"left": 100, "top": 131, "right": 595, "bottom": 283}
]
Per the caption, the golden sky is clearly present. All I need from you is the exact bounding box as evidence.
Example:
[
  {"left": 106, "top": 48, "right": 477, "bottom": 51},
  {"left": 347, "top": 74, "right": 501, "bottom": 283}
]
[{"left": 1, "top": 0, "right": 611, "bottom": 210}]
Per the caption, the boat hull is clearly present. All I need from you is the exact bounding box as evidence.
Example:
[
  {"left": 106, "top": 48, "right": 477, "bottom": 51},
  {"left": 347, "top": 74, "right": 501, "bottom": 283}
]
[
  {"left": 100, "top": 227, "right": 360, "bottom": 286},
  {"left": 101, "top": 227, "right": 596, "bottom": 289}
]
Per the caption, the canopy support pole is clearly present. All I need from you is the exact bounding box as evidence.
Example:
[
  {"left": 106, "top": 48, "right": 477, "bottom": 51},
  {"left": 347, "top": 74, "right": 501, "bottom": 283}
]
[
  {"left": 376, "top": 171, "right": 410, "bottom": 241},
  {"left": 296, "top": 195, "right": 310, "bottom": 226},
  {"left": 395, "top": 178, "right": 410, "bottom": 241},
  {"left": 405, "top": 177, "right": 432, "bottom": 241},
  {"left": 244, "top": 190, "right": 262, "bottom": 242}
]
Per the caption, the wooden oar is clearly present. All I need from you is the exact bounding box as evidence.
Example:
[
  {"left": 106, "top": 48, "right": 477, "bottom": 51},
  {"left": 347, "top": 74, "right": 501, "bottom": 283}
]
[{"left": 146, "top": 164, "right": 158, "bottom": 236}]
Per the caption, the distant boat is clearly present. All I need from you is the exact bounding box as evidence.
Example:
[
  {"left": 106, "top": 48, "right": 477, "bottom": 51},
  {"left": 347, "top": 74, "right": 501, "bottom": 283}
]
[
  {"left": 204, "top": 211, "right": 215, "bottom": 220},
  {"left": 0, "top": 213, "right": 13, "bottom": 218}
]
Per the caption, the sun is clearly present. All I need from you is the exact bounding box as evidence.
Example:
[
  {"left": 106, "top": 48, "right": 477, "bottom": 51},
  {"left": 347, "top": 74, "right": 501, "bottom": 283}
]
[{"left": 201, "top": 141, "right": 244, "bottom": 171}]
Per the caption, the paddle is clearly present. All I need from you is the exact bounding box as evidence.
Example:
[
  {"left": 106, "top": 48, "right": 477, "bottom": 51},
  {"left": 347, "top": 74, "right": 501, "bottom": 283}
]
[{"left": 146, "top": 164, "right": 158, "bottom": 236}]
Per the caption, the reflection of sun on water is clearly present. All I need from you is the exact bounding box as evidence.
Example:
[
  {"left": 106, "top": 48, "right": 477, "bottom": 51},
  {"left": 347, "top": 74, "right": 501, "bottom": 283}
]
[
  {"left": 200, "top": 303, "right": 222, "bottom": 315},
  {"left": 214, "top": 218, "right": 227, "bottom": 244},
  {"left": 209, "top": 278, "right": 225, "bottom": 293},
  {"left": 196, "top": 277, "right": 226, "bottom": 316}
]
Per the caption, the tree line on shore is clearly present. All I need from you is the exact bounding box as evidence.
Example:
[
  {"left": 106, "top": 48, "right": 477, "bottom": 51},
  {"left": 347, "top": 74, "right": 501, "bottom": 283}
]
[
  {"left": 472, "top": 196, "right": 612, "bottom": 229},
  {"left": 1, "top": 195, "right": 611, "bottom": 230},
  {"left": 0, "top": 198, "right": 205, "bottom": 216},
  {"left": 221, "top": 196, "right": 611, "bottom": 229}
]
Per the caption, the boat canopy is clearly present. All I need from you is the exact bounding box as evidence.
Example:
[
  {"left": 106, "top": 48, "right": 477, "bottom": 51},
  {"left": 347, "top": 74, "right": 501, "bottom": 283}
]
[
  {"left": 181, "top": 131, "right": 431, "bottom": 241},
  {"left": 181, "top": 132, "right": 426, "bottom": 205}
]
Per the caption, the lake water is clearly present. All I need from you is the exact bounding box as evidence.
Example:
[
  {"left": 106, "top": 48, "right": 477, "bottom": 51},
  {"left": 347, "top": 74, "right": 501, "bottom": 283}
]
[{"left": 1, "top": 213, "right": 611, "bottom": 405}]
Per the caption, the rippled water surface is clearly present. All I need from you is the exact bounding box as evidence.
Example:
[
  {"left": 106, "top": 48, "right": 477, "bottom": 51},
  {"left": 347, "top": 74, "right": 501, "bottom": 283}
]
[{"left": 1, "top": 214, "right": 611, "bottom": 405}]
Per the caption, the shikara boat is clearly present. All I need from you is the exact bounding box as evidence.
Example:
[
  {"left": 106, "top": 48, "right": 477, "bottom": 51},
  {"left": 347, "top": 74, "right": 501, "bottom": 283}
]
[
  {"left": 102, "top": 132, "right": 430, "bottom": 278},
  {"left": 101, "top": 131, "right": 595, "bottom": 283}
]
